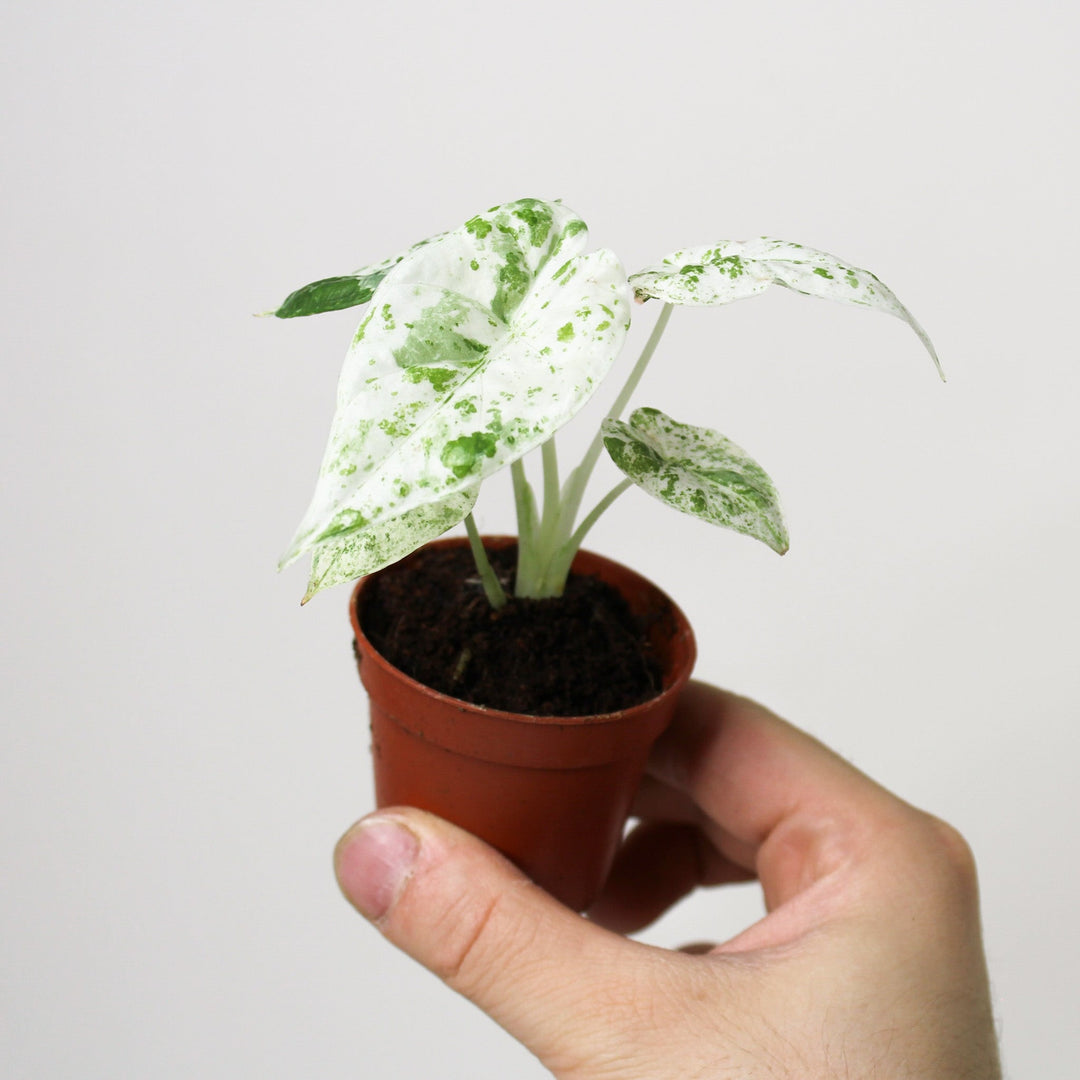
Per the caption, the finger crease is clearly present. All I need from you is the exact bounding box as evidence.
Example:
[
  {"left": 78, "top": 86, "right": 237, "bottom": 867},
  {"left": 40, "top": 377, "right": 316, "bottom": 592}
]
[{"left": 444, "top": 892, "right": 503, "bottom": 984}]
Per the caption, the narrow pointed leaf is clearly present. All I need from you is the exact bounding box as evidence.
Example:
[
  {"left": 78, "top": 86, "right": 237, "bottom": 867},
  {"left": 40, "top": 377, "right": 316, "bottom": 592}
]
[
  {"left": 301, "top": 488, "right": 477, "bottom": 603},
  {"left": 281, "top": 198, "right": 631, "bottom": 575},
  {"left": 602, "top": 407, "right": 789, "bottom": 554},
  {"left": 266, "top": 231, "right": 448, "bottom": 318},
  {"left": 630, "top": 238, "right": 942, "bottom": 378}
]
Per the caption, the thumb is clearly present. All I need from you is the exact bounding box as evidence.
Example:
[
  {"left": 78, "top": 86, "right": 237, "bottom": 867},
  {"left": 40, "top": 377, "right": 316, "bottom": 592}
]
[{"left": 334, "top": 807, "right": 649, "bottom": 1068}]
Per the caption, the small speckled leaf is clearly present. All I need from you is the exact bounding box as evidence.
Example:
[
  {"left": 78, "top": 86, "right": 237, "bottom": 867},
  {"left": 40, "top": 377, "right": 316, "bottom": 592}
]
[
  {"left": 602, "top": 407, "right": 789, "bottom": 554},
  {"left": 267, "top": 233, "right": 448, "bottom": 318},
  {"left": 280, "top": 198, "right": 630, "bottom": 576},
  {"left": 629, "top": 238, "right": 942, "bottom": 378},
  {"left": 302, "top": 488, "right": 477, "bottom": 603}
]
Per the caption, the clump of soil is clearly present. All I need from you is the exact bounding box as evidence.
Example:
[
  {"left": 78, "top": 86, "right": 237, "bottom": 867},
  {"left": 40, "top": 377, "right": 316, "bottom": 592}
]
[{"left": 359, "top": 543, "right": 661, "bottom": 716}]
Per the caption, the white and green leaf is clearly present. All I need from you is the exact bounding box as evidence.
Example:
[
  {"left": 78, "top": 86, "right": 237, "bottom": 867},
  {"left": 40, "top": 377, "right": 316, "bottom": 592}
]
[
  {"left": 301, "top": 488, "right": 477, "bottom": 603},
  {"left": 264, "top": 232, "right": 448, "bottom": 319},
  {"left": 280, "top": 198, "right": 631, "bottom": 574},
  {"left": 602, "top": 407, "right": 789, "bottom": 554},
  {"left": 629, "top": 238, "right": 942, "bottom": 379}
]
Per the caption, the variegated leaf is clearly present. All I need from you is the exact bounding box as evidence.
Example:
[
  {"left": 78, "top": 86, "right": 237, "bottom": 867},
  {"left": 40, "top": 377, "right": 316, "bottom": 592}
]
[
  {"left": 602, "top": 407, "right": 789, "bottom": 554},
  {"left": 266, "top": 231, "right": 448, "bottom": 318},
  {"left": 629, "top": 238, "right": 942, "bottom": 378},
  {"left": 302, "top": 488, "right": 477, "bottom": 603},
  {"left": 280, "top": 198, "right": 631, "bottom": 573}
]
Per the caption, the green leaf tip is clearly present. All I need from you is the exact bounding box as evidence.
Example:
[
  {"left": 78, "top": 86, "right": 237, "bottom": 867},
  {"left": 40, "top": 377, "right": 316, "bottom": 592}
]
[
  {"left": 274, "top": 275, "right": 378, "bottom": 318},
  {"left": 263, "top": 228, "right": 456, "bottom": 321}
]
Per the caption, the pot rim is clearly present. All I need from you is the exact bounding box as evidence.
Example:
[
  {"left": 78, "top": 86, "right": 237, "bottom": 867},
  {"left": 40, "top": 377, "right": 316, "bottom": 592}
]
[{"left": 349, "top": 535, "right": 696, "bottom": 727}]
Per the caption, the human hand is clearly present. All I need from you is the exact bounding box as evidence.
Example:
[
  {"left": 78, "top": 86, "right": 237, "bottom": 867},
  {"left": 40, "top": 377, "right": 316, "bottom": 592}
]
[{"left": 334, "top": 682, "right": 1001, "bottom": 1079}]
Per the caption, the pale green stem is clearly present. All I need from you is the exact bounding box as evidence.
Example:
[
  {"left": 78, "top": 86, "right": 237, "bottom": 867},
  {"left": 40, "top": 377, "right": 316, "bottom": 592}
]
[
  {"left": 542, "top": 477, "right": 633, "bottom": 596},
  {"left": 464, "top": 513, "right": 507, "bottom": 609},
  {"left": 606, "top": 301, "right": 674, "bottom": 423},
  {"left": 558, "top": 303, "right": 674, "bottom": 543},
  {"left": 511, "top": 459, "right": 541, "bottom": 597},
  {"left": 526, "top": 439, "right": 565, "bottom": 596},
  {"left": 538, "top": 438, "right": 561, "bottom": 546}
]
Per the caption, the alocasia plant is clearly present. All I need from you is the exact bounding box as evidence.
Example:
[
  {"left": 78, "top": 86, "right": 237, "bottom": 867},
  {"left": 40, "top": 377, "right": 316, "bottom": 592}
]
[{"left": 271, "top": 197, "right": 939, "bottom": 606}]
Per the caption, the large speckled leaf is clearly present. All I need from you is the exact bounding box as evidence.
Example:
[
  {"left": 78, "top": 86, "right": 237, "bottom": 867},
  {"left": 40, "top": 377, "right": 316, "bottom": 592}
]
[
  {"left": 301, "top": 488, "right": 477, "bottom": 603},
  {"left": 602, "top": 407, "right": 789, "bottom": 554},
  {"left": 265, "top": 232, "right": 448, "bottom": 318},
  {"left": 280, "top": 198, "right": 631, "bottom": 574},
  {"left": 629, "top": 238, "right": 942, "bottom": 378}
]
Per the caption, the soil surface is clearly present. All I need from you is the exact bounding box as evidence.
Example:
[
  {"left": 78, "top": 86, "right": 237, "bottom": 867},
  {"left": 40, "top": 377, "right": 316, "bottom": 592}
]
[{"left": 359, "top": 543, "right": 662, "bottom": 715}]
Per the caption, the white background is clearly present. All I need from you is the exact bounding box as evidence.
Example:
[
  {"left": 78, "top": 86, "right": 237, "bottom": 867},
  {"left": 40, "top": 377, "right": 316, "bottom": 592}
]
[{"left": 3, "top": 1, "right": 1077, "bottom": 1076}]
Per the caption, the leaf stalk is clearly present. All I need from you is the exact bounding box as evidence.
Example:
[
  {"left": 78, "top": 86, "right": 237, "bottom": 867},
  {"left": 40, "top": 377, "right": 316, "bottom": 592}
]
[
  {"left": 540, "top": 478, "right": 634, "bottom": 596},
  {"left": 557, "top": 303, "right": 673, "bottom": 545},
  {"left": 464, "top": 513, "right": 507, "bottom": 609}
]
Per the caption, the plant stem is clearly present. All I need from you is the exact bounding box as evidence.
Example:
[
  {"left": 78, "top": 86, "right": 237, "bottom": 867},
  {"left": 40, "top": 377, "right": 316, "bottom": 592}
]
[
  {"left": 558, "top": 302, "right": 674, "bottom": 544},
  {"left": 541, "top": 477, "right": 633, "bottom": 595},
  {"left": 464, "top": 513, "right": 507, "bottom": 609},
  {"left": 606, "top": 301, "right": 674, "bottom": 423},
  {"left": 511, "top": 459, "right": 541, "bottom": 597},
  {"left": 538, "top": 438, "right": 561, "bottom": 547},
  {"left": 520, "top": 439, "right": 565, "bottom": 597}
]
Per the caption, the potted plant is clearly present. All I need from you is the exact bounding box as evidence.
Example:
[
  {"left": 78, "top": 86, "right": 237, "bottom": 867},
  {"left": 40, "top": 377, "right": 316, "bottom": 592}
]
[{"left": 268, "top": 197, "right": 940, "bottom": 910}]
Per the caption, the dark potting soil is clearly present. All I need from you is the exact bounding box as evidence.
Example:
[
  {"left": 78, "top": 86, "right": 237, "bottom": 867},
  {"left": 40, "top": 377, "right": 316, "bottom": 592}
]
[{"left": 359, "top": 544, "right": 662, "bottom": 716}]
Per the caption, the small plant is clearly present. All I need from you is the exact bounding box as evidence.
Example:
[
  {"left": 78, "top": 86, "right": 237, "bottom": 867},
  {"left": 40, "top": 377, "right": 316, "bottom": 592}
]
[{"left": 271, "top": 197, "right": 940, "bottom": 606}]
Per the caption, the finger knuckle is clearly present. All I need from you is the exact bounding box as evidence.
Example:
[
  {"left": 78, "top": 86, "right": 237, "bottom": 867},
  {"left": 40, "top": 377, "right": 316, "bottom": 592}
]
[
  {"left": 428, "top": 890, "right": 501, "bottom": 983},
  {"left": 924, "top": 815, "right": 980, "bottom": 891},
  {"left": 886, "top": 810, "right": 982, "bottom": 911},
  {"left": 427, "top": 883, "right": 539, "bottom": 998}
]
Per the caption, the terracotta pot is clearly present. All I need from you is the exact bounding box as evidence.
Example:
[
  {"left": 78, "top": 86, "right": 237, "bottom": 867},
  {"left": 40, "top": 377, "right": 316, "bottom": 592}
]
[{"left": 349, "top": 537, "right": 696, "bottom": 911}]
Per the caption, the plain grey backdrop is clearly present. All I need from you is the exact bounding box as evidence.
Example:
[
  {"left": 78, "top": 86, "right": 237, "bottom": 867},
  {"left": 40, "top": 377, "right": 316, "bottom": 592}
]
[{"left": 3, "top": 0, "right": 1077, "bottom": 1076}]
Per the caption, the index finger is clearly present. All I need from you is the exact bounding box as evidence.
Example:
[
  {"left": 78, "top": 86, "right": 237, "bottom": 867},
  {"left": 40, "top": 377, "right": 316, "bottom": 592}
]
[{"left": 643, "top": 681, "right": 912, "bottom": 909}]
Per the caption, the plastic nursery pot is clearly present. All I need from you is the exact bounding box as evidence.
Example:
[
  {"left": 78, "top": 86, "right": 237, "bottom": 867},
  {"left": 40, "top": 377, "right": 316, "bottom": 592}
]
[{"left": 349, "top": 536, "right": 696, "bottom": 912}]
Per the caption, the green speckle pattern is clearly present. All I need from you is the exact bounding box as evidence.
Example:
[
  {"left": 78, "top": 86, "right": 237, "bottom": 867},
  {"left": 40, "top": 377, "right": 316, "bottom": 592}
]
[
  {"left": 629, "top": 238, "right": 942, "bottom": 378},
  {"left": 465, "top": 216, "right": 493, "bottom": 239},
  {"left": 279, "top": 198, "right": 632, "bottom": 591},
  {"left": 303, "top": 489, "right": 479, "bottom": 603},
  {"left": 313, "top": 507, "right": 369, "bottom": 543},
  {"left": 602, "top": 407, "right": 789, "bottom": 554},
  {"left": 441, "top": 431, "right": 498, "bottom": 478},
  {"left": 491, "top": 250, "right": 531, "bottom": 322},
  {"left": 511, "top": 201, "right": 555, "bottom": 248}
]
